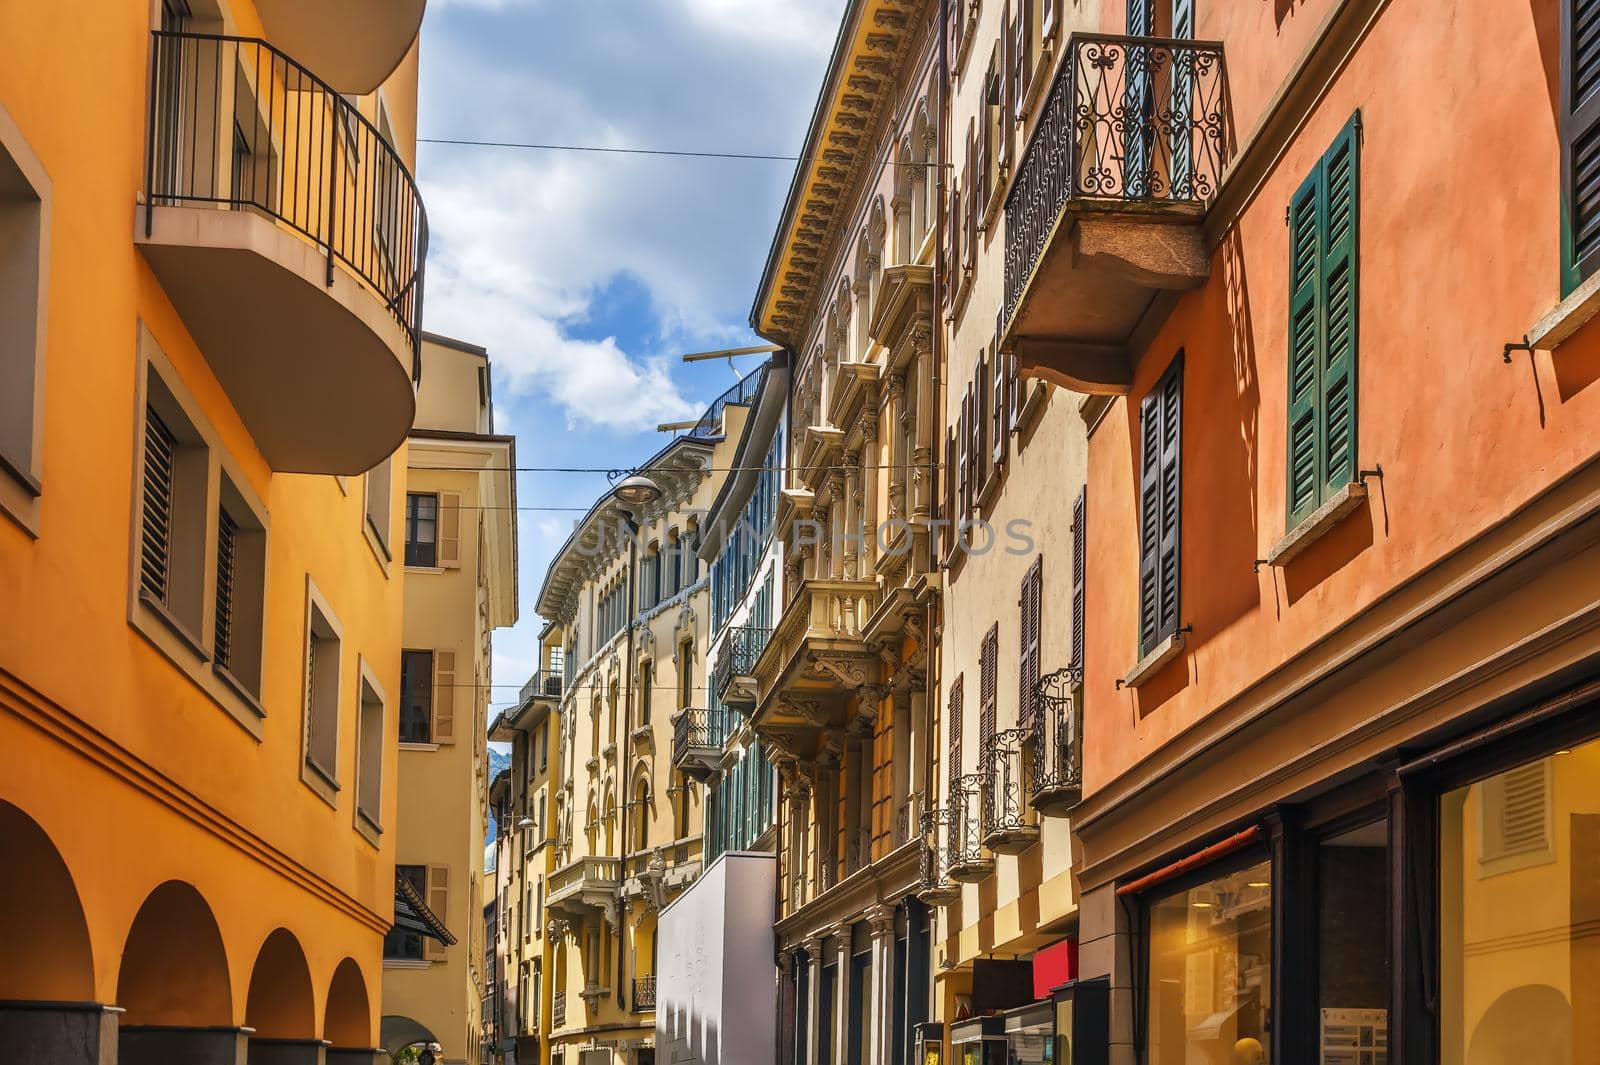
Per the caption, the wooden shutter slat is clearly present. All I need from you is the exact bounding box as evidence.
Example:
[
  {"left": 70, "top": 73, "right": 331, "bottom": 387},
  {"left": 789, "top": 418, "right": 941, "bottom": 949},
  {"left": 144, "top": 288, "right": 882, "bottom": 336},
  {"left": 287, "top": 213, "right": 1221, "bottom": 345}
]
[
  {"left": 141, "top": 407, "right": 177, "bottom": 604},
  {"left": 1019, "top": 556, "right": 1042, "bottom": 726},
  {"left": 437, "top": 490, "right": 463, "bottom": 568},
  {"left": 434, "top": 649, "right": 457, "bottom": 744},
  {"left": 1157, "top": 359, "right": 1183, "bottom": 638},
  {"left": 1570, "top": 0, "right": 1600, "bottom": 283},
  {"left": 1137, "top": 386, "right": 1162, "bottom": 652}
]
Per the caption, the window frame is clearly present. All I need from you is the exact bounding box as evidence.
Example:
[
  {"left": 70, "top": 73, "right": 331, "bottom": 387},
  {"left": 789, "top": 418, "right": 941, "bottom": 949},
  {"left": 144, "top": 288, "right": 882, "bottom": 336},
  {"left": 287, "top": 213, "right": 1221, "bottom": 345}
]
[
  {"left": 301, "top": 577, "right": 345, "bottom": 804},
  {"left": 405, "top": 490, "right": 439, "bottom": 568},
  {"left": 355, "top": 656, "right": 387, "bottom": 842},
  {"left": 399, "top": 648, "right": 435, "bottom": 745},
  {"left": 0, "top": 101, "right": 52, "bottom": 536},
  {"left": 129, "top": 330, "right": 271, "bottom": 735},
  {"left": 1137, "top": 352, "right": 1184, "bottom": 657}
]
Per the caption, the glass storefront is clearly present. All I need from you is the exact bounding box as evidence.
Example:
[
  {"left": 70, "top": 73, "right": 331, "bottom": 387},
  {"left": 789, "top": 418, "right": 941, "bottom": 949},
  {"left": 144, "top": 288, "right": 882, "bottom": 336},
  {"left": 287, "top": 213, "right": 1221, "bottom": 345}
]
[
  {"left": 1316, "top": 823, "right": 1388, "bottom": 1065},
  {"left": 1439, "top": 735, "right": 1599, "bottom": 1065},
  {"left": 1147, "top": 857, "right": 1272, "bottom": 1065}
]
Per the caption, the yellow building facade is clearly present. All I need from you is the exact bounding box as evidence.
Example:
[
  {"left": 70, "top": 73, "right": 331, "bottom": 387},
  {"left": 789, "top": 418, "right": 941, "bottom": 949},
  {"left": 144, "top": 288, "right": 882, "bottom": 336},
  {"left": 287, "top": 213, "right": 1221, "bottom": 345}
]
[
  {"left": 383, "top": 334, "right": 519, "bottom": 1063},
  {"left": 0, "top": 1, "right": 428, "bottom": 1063}
]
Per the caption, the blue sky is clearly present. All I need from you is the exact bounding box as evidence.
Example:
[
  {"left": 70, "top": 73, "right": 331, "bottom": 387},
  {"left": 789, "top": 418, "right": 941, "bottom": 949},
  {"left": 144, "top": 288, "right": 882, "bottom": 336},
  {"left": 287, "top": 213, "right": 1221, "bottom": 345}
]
[{"left": 412, "top": 0, "right": 843, "bottom": 715}]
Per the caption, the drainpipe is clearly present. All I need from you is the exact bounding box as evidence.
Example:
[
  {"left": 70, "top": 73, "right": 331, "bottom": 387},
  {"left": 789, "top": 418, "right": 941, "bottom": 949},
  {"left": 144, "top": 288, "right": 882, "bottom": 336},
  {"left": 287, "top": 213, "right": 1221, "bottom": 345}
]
[
  {"left": 618, "top": 516, "right": 639, "bottom": 1009},
  {"left": 929, "top": 0, "right": 950, "bottom": 1039}
]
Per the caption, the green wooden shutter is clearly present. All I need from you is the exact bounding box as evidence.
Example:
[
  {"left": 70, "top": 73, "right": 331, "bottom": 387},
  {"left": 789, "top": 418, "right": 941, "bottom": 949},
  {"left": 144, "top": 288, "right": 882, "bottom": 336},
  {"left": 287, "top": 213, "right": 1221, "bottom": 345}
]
[
  {"left": 1564, "top": 0, "right": 1600, "bottom": 291},
  {"left": 1320, "top": 120, "right": 1360, "bottom": 495},
  {"left": 1287, "top": 114, "right": 1361, "bottom": 528},
  {"left": 1286, "top": 169, "right": 1322, "bottom": 526}
]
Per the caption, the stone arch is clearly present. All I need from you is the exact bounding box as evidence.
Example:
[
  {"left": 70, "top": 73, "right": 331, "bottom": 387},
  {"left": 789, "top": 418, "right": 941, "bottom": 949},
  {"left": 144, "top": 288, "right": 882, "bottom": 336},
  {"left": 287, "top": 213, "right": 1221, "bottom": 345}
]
[
  {"left": 323, "top": 958, "right": 372, "bottom": 1048},
  {"left": 245, "top": 927, "right": 315, "bottom": 1039},
  {"left": 1467, "top": 984, "right": 1571, "bottom": 1065},
  {"left": 0, "top": 800, "right": 94, "bottom": 1000},
  {"left": 380, "top": 1014, "right": 440, "bottom": 1056}
]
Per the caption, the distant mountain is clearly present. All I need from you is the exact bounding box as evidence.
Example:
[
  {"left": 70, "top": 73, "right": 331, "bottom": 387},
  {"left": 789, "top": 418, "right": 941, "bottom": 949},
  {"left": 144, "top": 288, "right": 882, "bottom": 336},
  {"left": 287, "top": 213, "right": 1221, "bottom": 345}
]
[{"left": 485, "top": 747, "right": 512, "bottom": 846}]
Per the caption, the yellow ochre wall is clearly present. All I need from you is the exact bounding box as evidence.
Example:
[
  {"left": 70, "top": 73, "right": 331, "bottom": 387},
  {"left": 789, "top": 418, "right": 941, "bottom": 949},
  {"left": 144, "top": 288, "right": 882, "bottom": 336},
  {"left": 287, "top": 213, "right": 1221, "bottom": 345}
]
[{"left": 0, "top": 0, "right": 424, "bottom": 1047}]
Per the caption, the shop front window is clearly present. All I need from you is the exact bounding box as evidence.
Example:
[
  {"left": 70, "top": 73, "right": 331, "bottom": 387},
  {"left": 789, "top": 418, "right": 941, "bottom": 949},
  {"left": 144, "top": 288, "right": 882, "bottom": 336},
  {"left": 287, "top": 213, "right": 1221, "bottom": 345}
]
[
  {"left": 1147, "top": 857, "right": 1272, "bottom": 1065},
  {"left": 1440, "top": 736, "right": 1599, "bottom": 1065},
  {"left": 1316, "top": 822, "right": 1388, "bottom": 1065}
]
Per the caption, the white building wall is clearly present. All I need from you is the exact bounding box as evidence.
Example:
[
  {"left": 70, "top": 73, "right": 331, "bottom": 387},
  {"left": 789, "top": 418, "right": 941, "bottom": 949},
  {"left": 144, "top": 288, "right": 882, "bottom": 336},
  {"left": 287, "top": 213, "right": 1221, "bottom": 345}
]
[{"left": 657, "top": 852, "right": 777, "bottom": 1065}]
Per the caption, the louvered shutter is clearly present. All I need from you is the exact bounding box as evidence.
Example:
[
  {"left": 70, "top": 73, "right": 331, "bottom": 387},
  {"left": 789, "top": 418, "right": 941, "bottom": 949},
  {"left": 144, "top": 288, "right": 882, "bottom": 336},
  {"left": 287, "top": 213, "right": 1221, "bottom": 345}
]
[
  {"left": 1320, "top": 120, "right": 1360, "bottom": 497},
  {"left": 1137, "top": 386, "right": 1162, "bottom": 652},
  {"left": 1565, "top": 0, "right": 1600, "bottom": 287},
  {"left": 1044, "top": 0, "right": 1062, "bottom": 39},
  {"left": 141, "top": 406, "right": 177, "bottom": 605},
  {"left": 1071, "top": 489, "right": 1086, "bottom": 671},
  {"left": 971, "top": 357, "right": 987, "bottom": 497},
  {"left": 1127, "top": 0, "right": 1153, "bottom": 34},
  {"left": 1156, "top": 357, "right": 1183, "bottom": 641},
  {"left": 425, "top": 864, "right": 450, "bottom": 960},
  {"left": 1286, "top": 169, "right": 1321, "bottom": 526},
  {"left": 1496, "top": 762, "right": 1551, "bottom": 856},
  {"left": 1019, "top": 557, "right": 1041, "bottom": 726},
  {"left": 948, "top": 674, "right": 964, "bottom": 794},
  {"left": 958, "top": 386, "right": 971, "bottom": 519},
  {"left": 1013, "top": 0, "right": 1034, "bottom": 122},
  {"left": 944, "top": 425, "right": 957, "bottom": 555},
  {"left": 991, "top": 346, "right": 1007, "bottom": 468},
  {"left": 215, "top": 505, "right": 237, "bottom": 671},
  {"left": 978, "top": 68, "right": 993, "bottom": 216},
  {"left": 999, "top": 0, "right": 1014, "bottom": 169},
  {"left": 963, "top": 122, "right": 977, "bottom": 271},
  {"left": 433, "top": 649, "right": 457, "bottom": 744},
  {"left": 980, "top": 626, "right": 998, "bottom": 745},
  {"left": 944, "top": 181, "right": 961, "bottom": 304},
  {"left": 437, "top": 490, "right": 463, "bottom": 568}
]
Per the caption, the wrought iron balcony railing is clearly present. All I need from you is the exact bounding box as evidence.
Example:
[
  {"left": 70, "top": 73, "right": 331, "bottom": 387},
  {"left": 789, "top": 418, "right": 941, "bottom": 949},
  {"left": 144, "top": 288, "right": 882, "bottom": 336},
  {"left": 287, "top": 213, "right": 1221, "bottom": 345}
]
[
  {"left": 713, "top": 624, "right": 772, "bottom": 706},
  {"left": 671, "top": 708, "right": 722, "bottom": 779},
  {"left": 919, "top": 787, "right": 990, "bottom": 904},
  {"left": 1032, "top": 667, "right": 1083, "bottom": 812},
  {"left": 981, "top": 728, "right": 1040, "bottom": 854},
  {"left": 633, "top": 975, "right": 657, "bottom": 1011},
  {"left": 1003, "top": 32, "right": 1229, "bottom": 324},
  {"left": 145, "top": 31, "right": 428, "bottom": 373}
]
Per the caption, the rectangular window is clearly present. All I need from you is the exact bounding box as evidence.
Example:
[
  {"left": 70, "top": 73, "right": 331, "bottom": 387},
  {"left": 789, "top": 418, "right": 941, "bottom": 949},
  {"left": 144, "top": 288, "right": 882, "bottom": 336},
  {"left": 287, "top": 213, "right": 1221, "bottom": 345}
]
[
  {"left": 365, "top": 457, "right": 393, "bottom": 556},
  {"left": 1147, "top": 856, "right": 1273, "bottom": 1064},
  {"left": 213, "top": 475, "right": 265, "bottom": 696},
  {"left": 384, "top": 864, "right": 428, "bottom": 959},
  {"left": 356, "top": 669, "right": 385, "bottom": 830},
  {"left": 679, "top": 642, "right": 693, "bottom": 709},
  {"left": 1287, "top": 114, "right": 1361, "bottom": 528},
  {"left": 400, "top": 649, "right": 434, "bottom": 744},
  {"left": 1138, "top": 354, "right": 1183, "bottom": 656},
  {"left": 406, "top": 491, "right": 438, "bottom": 567},
  {"left": 304, "top": 597, "right": 342, "bottom": 786},
  {"left": 639, "top": 662, "right": 653, "bottom": 727},
  {"left": 1071, "top": 489, "right": 1086, "bottom": 671},
  {"left": 139, "top": 375, "right": 208, "bottom": 636},
  {"left": 1564, "top": 0, "right": 1600, "bottom": 291}
]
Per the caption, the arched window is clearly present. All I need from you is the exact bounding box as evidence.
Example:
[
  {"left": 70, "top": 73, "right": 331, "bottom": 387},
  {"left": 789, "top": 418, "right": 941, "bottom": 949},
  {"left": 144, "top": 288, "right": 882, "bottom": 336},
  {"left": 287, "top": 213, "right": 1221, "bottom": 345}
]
[{"left": 634, "top": 776, "right": 650, "bottom": 852}]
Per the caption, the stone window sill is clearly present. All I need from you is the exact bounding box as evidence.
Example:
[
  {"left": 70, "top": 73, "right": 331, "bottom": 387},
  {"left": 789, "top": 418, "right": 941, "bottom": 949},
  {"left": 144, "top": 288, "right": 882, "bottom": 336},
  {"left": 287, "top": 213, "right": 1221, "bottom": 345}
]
[
  {"left": 1265, "top": 481, "right": 1368, "bottom": 567},
  {"left": 1122, "top": 630, "right": 1185, "bottom": 689},
  {"left": 1530, "top": 273, "right": 1600, "bottom": 351}
]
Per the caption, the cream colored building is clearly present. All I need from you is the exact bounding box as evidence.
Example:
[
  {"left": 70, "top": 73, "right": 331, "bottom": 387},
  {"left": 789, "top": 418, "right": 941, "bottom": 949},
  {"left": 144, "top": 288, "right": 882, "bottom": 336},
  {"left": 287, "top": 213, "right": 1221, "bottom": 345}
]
[
  {"left": 531, "top": 385, "right": 758, "bottom": 1065},
  {"left": 383, "top": 334, "right": 519, "bottom": 1063},
  {"left": 929, "top": 0, "right": 1096, "bottom": 1050}
]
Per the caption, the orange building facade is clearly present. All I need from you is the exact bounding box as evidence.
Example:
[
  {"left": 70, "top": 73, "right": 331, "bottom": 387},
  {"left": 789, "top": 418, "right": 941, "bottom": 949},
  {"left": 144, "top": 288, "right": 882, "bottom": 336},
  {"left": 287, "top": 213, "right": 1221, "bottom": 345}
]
[
  {"left": 0, "top": 1, "right": 427, "bottom": 1063},
  {"left": 1008, "top": 0, "right": 1600, "bottom": 1063}
]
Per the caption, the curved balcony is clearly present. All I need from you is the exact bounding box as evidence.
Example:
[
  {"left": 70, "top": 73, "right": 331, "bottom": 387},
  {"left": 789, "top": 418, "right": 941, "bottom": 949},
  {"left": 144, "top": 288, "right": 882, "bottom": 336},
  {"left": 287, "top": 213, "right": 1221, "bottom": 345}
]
[
  {"left": 1003, "top": 34, "right": 1230, "bottom": 395},
  {"left": 946, "top": 776, "right": 995, "bottom": 883},
  {"left": 546, "top": 856, "right": 620, "bottom": 922},
  {"left": 254, "top": 0, "right": 426, "bottom": 94},
  {"left": 981, "top": 729, "right": 1040, "bottom": 855},
  {"left": 917, "top": 806, "right": 962, "bottom": 906},
  {"left": 137, "top": 32, "right": 426, "bottom": 475},
  {"left": 1031, "top": 668, "right": 1083, "bottom": 813}
]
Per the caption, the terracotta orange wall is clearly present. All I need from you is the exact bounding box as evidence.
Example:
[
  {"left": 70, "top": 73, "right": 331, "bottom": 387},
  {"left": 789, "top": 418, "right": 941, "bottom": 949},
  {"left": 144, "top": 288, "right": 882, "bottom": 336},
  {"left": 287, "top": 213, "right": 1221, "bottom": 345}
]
[
  {"left": 1082, "top": 0, "right": 1594, "bottom": 793},
  {"left": 0, "top": 0, "right": 410, "bottom": 1034}
]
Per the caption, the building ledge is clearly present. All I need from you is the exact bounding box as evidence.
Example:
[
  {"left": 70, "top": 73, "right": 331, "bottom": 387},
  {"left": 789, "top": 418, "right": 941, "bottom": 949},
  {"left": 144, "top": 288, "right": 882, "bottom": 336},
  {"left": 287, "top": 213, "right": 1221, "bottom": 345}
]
[
  {"left": 1122, "top": 631, "right": 1186, "bottom": 689},
  {"left": 1530, "top": 272, "right": 1600, "bottom": 351},
  {"left": 1265, "top": 482, "right": 1368, "bottom": 567}
]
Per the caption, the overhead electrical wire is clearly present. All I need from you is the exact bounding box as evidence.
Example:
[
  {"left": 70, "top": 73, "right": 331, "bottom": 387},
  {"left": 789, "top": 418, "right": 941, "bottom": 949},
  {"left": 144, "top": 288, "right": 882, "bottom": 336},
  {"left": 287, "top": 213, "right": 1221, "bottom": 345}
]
[{"left": 416, "top": 136, "right": 950, "bottom": 168}]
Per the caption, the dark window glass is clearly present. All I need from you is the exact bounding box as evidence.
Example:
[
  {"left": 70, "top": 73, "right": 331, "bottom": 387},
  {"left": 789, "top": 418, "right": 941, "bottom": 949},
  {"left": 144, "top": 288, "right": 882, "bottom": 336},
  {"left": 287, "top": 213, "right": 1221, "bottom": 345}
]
[
  {"left": 400, "top": 649, "right": 433, "bottom": 744},
  {"left": 1317, "top": 822, "right": 1388, "bottom": 1064},
  {"left": 405, "top": 492, "right": 438, "bottom": 567},
  {"left": 384, "top": 864, "right": 427, "bottom": 959}
]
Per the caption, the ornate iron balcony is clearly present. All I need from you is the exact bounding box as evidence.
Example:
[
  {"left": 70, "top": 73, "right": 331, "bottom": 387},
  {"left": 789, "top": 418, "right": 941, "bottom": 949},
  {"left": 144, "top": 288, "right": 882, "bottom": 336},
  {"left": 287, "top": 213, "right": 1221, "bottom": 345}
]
[
  {"left": 1032, "top": 667, "right": 1083, "bottom": 812},
  {"left": 713, "top": 624, "right": 772, "bottom": 708},
  {"left": 1004, "top": 32, "right": 1229, "bottom": 327},
  {"left": 146, "top": 31, "right": 427, "bottom": 372},
  {"left": 981, "top": 729, "right": 1040, "bottom": 854},
  {"left": 945, "top": 776, "right": 995, "bottom": 883},
  {"left": 671, "top": 708, "right": 721, "bottom": 780}
]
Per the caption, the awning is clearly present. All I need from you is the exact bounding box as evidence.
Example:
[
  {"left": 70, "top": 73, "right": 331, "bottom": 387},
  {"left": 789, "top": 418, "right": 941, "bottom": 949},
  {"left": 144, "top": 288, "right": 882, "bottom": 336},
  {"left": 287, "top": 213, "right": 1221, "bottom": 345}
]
[{"left": 393, "top": 873, "right": 456, "bottom": 946}]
